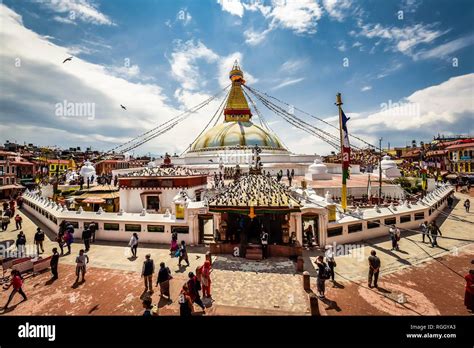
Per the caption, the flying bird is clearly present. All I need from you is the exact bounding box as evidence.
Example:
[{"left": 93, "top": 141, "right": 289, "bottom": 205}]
[
  {"left": 120, "top": 104, "right": 127, "bottom": 110},
  {"left": 63, "top": 56, "right": 73, "bottom": 63}
]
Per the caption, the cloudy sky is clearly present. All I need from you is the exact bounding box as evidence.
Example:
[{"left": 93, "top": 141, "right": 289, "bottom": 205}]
[{"left": 0, "top": 0, "right": 473, "bottom": 156}]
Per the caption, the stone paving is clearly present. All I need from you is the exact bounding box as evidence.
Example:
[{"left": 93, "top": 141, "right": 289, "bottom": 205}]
[{"left": 304, "top": 192, "right": 474, "bottom": 281}]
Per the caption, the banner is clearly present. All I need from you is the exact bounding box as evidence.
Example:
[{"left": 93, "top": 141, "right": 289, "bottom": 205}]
[{"left": 341, "top": 109, "right": 351, "bottom": 180}]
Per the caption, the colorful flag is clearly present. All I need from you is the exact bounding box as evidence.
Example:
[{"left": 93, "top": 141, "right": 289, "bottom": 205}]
[{"left": 341, "top": 109, "right": 351, "bottom": 180}]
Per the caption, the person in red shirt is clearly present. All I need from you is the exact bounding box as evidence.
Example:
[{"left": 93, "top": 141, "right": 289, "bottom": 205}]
[
  {"left": 464, "top": 270, "right": 474, "bottom": 313},
  {"left": 2, "top": 270, "right": 27, "bottom": 310}
]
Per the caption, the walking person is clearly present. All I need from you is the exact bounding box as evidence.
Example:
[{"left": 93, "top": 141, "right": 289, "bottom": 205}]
[
  {"left": 178, "top": 241, "right": 190, "bottom": 267},
  {"left": 200, "top": 260, "right": 212, "bottom": 298},
  {"left": 325, "top": 245, "right": 337, "bottom": 282},
  {"left": 82, "top": 227, "right": 92, "bottom": 252},
  {"left": 64, "top": 229, "right": 74, "bottom": 255},
  {"left": 368, "top": 250, "right": 381, "bottom": 288},
  {"left": 389, "top": 225, "right": 398, "bottom": 251},
  {"left": 75, "top": 249, "right": 89, "bottom": 283},
  {"left": 429, "top": 221, "right": 442, "bottom": 247},
  {"left": 89, "top": 222, "right": 97, "bottom": 243},
  {"left": 447, "top": 194, "right": 454, "bottom": 209},
  {"left": 156, "top": 262, "right": 172, "bottom": 298},
  {"left": 2, "top": 213, "right": 10, "bottom": 231},
  {"left": 464, "top": 199, "right": 471, "bottom": 213},
  {"left": 129, "top": 233, "right": 139, "bottom": 258},
  {"left": 50, "top": 248, "right": 59, "bottom": 280},
  {"left": 316, "top": 255, "right": 330, "bottom": 298},
  {"left": 170, "top": 231, "right": 178, "bottom": 255},
  {"left": 179, "top": 284, "right": 194, "bottom": 316},
  {"left": 420, "top": 220, "right": 431, "bottom": 244},
  {"left": 187, "top": 272, "right": 205, "bottom": 312},
  {"left": 15, "top": 231, "right": 26, "bottom": 257},
  {"left": 56, "top": 230, "right": 65, "bottom": 255},
  {"left": 14, "top": 214, "right": 22, "bottom": 230},
  {"left": 34, "top": 227, "right": 45, "bottom": 254},
  {"left": 2, "top": 270, "right": 27, "bottom": 310},
  {"left": 141, "top": 254, "right": 155, "bottom": 293},
  {"left": 464, "top": 269, "right": 474, "bottom": 313},
  {"left": 260, "top": 230, "right": 269, "bottom": 259}
]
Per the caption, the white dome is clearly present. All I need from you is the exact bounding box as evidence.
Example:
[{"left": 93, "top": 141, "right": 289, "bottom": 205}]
[
  {"left": 308, "top": 158, "right": 328, "bottom": 174},
  {"left": 79, "top": 160, "right": 96, "bottom": 180}
]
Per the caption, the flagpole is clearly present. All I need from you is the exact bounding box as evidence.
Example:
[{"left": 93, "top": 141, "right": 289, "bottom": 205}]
[{"left": 336, "top": 93, "right": 347, "bottom": 211}]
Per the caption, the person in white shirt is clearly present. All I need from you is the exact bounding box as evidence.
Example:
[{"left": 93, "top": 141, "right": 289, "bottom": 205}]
[
  {"left": 324, "top": 245, "right": 336, "bottom": 282},
  {"left": 129, "top": 233, "right": 139, "bottom": 258},
  {"left": 260, "top": 231, "right": 269, "bottom": 259},
  {"left": 75, "top": 249, "right": 89, "bottom": 283}
]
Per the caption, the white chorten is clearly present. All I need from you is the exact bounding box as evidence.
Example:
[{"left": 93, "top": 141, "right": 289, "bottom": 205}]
[
  {"left": 79, "top": 160, "right": 96, "bottom": 182},
  {"left": 377, "top": 155, "right": 401, "bottom": 179},
  {"left": 305, "top": 157, "right": 332, "bottom": 180}
]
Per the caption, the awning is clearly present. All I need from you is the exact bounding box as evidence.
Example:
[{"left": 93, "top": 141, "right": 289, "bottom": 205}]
[{"left": 82, "top": 197, "right": 106, "bottom": 204}]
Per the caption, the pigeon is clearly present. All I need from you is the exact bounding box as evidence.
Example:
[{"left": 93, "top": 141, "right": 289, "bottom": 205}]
[
  {"left": 208, "top": 159, "right": 214, "bottom": 162},
  {"left": 120, "top": 104, "right": 127, "bottom": 110},
  {"left": 63, "top": 56, "right": 73, "bottom": 63}
]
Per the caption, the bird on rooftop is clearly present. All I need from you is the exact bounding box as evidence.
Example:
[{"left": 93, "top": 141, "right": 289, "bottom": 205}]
[
  {"left": 63, "top": 56, "right": 73, "bottom": 63},
  {"left": 120, "top": 104, "right": 127, "bottom": 110}
]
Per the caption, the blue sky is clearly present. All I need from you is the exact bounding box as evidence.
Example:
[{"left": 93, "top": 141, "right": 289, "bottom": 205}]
[{"left": 0, "top": 0, "right": 473, "bottom": 156}]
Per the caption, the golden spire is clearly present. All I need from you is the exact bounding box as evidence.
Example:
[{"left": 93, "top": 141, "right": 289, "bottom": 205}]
[{"left": 224, "top": 60, "right": 252, "bottom": 122}]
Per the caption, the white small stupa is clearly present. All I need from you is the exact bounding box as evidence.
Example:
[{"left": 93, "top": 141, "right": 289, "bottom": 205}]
[
  {"left": 375, "top": 155, "right": 401, "bottom": 179},
  {"left": 305, "top": 157, "right": 332, "bottom": 180},
  {"left": 79, "top": 160, "right": 96, "bottom": 183}
]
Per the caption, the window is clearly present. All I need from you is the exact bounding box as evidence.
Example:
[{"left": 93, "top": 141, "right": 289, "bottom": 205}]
[
  {"left": 400, "top": 215, "right": 411, "bottom": 223},
  {"left": 104, "top": 223, "right": 120, "bottom": 231},
  {"left": 348, "top": 223, "right": 363, "bottom": 233},
  {"left": 146, "top": 196, "right": 160, "bottom": 211},
  {"left": 367, "top": 220, "right": 380, "bottom": 229},
  {"left": 147, "top": 225, "right": 165, "bottom": 233},
  {"left": 125, "top": 224, "right": 142, "bottom": 232},
  {"left": 384, "top": 217, "right": 396, "bottom": 225},
  {"left": 171, "top": 226, "right": 189, "bottom": 234},
  {"left": 414, "top": 212, "right": 425, "bottom": 220},
  {"left": 327, "top": 226, "right": 343, "bottom": 237}
]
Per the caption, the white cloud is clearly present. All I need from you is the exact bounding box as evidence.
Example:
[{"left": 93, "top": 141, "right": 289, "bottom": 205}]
[
  {"left": 350, "top": 74, "right": 474, "bottom": 133},
  {"left": 244, "top": 27, "right": 272, "bottom": 46},
  {"left": 337, "top": 40, "right": 347, "bottom": 52},
  {"left": 219, "top": 0, "right": 323, "bottom": 45},
  {"left": 280, "top": 59, "right": 306, "bottom": 74},
  {"left": 53, "top": 15, "right": 77, "bottom": 25},
  {"left": 217, "top": 0, "right": 244, "bottom": 18},
  {"left": 35, "top": 0, "right": 114, "bottom": 26},
  {"left": 0, "top": 4, "right": 222, "bottom": 155},
  {"left": 322, "top": 0, "right": 352, "bottom": 21},
  {"left": 268, "top": 0, "right": 322, "bottom": 35},
  {"left": 413, "top": 35, "right": 474, "bottom": 61},
  {"left": 169, "top": 40, "right": 219, "bottom": 91},
  {"left": 107, "top": 65, "right": 141, "bottom": 79},
  {"left": 271, "top": 77, "right": 305, "bottom": 91},
  {"left": 356, "top": 22, "right": 449, "bottom": 57},
  {"left": 361, "top": 86, "right": 372, "bottom": 92}
]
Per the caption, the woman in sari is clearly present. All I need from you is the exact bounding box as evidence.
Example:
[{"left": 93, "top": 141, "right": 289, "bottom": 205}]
[{"left": 201, "top": 260, "right": 212, "bottom": 298}]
